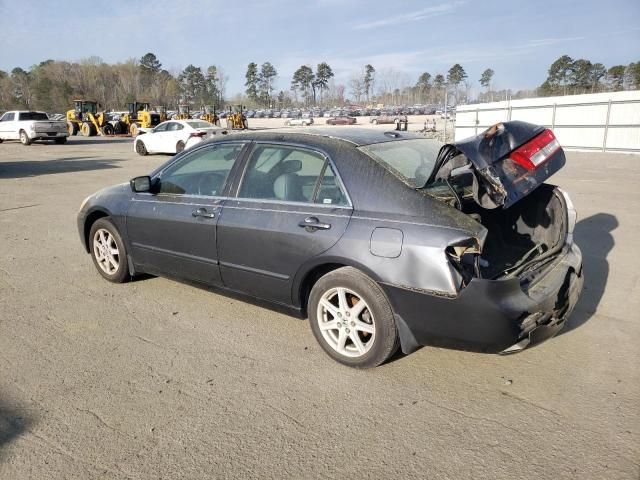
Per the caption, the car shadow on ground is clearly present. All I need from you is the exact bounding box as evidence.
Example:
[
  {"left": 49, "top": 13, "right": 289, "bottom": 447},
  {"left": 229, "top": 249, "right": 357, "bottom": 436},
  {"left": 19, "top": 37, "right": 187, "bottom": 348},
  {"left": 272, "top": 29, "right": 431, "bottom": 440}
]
[
  {"left": 0, "top": 157, "right": 123, "bottom": 179},
  {"left": 67, "top": 138, "right": 132, "bottom": 145},
  {"left": 0, "top": 397, "right": 33, "bottom": 460},
  {"left": 558, "top": 212, "right": 617, "bottom": 335}
]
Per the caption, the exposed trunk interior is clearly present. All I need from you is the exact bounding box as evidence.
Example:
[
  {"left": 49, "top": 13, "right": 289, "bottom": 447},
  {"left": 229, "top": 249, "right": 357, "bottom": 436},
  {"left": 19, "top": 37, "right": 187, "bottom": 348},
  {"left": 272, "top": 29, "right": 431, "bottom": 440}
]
[{"left": 462, "top": 184, "right": 567, "bottom": 280}]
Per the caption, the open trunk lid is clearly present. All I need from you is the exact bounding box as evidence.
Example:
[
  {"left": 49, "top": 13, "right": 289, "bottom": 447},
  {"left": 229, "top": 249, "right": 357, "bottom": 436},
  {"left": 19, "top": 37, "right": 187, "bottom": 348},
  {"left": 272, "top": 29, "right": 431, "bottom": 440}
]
[{"left": 432, "top": 121, "right": 566, "bottom": 209}]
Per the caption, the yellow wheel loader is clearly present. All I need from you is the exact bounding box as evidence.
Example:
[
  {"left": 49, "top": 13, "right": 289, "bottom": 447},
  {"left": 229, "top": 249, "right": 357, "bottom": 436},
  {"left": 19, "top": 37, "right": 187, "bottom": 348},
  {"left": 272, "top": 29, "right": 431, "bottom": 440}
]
[
  {"left": 120, "top": 102, "right": 162, "bottom": 136},
  {"left": 201, "top": 106, "right": 219, "bottom": 126},
  {"left": 154, "top": 105, "right": 168, "bottom": 123},
  {"left": 174, "top": 104, "right": 191, "bottom": 120},
  {"left": 66, "top": 100, "right": 112, "bottom": 137},
  {"left": 226, "top": 105, "right": 248, "bottom": 130}
]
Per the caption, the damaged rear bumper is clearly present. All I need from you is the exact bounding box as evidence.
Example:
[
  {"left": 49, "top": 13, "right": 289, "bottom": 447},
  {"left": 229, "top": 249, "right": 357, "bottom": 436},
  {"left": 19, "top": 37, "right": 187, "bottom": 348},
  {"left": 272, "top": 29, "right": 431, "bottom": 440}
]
[{"left": 382, "top": 243, "right": 583, "bottom": 354}]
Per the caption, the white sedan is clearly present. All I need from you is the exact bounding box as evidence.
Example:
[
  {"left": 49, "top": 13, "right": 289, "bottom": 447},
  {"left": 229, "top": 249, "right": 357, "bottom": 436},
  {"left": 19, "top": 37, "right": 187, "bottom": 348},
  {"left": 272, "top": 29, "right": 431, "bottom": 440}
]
[
  {"left": 285, "top": 115, "right": 314, "bottom": 126},
  {"left": 133, "top": 120, "right": 228, "bottom": 155}
]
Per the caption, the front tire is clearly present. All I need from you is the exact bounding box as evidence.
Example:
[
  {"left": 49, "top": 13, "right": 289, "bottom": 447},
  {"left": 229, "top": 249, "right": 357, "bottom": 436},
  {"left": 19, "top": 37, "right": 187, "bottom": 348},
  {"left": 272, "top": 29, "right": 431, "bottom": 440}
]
[
  {"left": 89, "top": 218, "right": 130, "bottom": 283},
  {"left": 81, "top": 122, "right": 94, "bottom": 137},
  {"left": 308, "top": 267, "right": 399, "bottom": 368},
  {"left": 67, "top": 121, "right": 79, "bottom": 136},
  {"left": 19, "top": 130, "right": 31, "bottom": 145},
  {"left": 129, "top": 123, "right": 139, "bottom": 137}
]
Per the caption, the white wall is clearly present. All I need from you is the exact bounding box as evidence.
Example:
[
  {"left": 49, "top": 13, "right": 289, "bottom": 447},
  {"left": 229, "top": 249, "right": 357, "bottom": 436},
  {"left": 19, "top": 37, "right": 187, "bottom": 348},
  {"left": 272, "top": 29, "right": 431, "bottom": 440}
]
[{"left": 455, "top": 91, "right": 640, "bottom": 153}]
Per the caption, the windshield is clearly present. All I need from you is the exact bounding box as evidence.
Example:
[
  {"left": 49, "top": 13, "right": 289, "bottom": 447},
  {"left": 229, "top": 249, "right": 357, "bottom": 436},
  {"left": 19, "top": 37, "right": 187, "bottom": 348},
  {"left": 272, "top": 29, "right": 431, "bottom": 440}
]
[
  {"left": 19, "top": 112, "right": 49, "bottom": 121},
  {"left": 359, "top": 139, "right": 443, "bottom": 188}
]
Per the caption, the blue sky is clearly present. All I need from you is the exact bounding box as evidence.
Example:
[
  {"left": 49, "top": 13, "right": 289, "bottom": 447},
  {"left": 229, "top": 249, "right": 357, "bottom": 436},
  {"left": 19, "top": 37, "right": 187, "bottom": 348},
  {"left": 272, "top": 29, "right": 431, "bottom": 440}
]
[{"left": 1, "top": 0, "right": 638, "bottom": 97}]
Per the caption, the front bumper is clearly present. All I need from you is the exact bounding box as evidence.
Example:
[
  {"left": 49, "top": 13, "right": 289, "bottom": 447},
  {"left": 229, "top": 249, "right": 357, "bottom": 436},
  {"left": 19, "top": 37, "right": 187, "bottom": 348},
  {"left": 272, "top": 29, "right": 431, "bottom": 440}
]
[{"left": 383, "top": 243, "right": 583, "bottom": 354}]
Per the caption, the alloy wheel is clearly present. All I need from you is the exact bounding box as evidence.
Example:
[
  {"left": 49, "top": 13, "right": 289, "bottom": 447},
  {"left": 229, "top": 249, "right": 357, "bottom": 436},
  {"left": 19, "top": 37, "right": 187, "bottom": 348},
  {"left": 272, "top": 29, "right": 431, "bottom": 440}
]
[
  {"left": 317, "top": 287, "right": 376, "bottom": 357},
  {"left": 93, "top": 228, "right": 120, "bottom": 275}
]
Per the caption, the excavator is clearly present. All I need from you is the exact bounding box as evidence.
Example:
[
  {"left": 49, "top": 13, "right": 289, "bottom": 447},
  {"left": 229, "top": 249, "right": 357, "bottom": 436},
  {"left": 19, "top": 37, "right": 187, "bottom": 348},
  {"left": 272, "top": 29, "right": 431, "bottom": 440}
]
[
  {"left": 118, "top": 101, "right": 162, "bottom": 136},
  {"left": 174, "top": 104, "right": 191, "bottom": 120},
  {"left": 66, "top": 100, "right": 112, "bottom": 136},
  {"left": 226, "top": 105, "right": 248, "bottom": 130},
  {"left": 201, "top": 106, "right": 219, "bottom": 126}
]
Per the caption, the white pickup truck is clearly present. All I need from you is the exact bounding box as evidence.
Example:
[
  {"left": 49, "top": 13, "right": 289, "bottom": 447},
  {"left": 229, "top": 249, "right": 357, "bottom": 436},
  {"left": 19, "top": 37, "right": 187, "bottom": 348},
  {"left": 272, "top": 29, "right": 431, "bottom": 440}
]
[{"left": 0, "top": 111, "right": 68, "bottom": 145}]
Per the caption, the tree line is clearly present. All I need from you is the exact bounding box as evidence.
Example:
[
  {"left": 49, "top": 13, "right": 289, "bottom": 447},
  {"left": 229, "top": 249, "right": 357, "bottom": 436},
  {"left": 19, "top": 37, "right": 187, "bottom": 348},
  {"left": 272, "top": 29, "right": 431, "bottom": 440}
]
[{"left": 1, "top": 52, "right": 638, "bottom": 113}]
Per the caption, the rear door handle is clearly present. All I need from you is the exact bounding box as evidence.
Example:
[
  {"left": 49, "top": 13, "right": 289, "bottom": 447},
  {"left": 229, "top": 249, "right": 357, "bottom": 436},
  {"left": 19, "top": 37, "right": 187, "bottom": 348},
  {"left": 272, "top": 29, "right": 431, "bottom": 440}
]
[
  {"left": 298, "top": 216, "right": 331, "bottom": 231},
  {"left": 192, "top": 207, "right": 216, "bottom": 219}
]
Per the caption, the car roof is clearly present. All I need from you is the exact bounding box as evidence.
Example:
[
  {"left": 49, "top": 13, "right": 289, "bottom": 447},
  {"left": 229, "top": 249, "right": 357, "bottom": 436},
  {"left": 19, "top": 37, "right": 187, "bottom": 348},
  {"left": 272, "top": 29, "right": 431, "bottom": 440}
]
[{"left": 223, "top": 127, "right": 423, "bottom": 147}]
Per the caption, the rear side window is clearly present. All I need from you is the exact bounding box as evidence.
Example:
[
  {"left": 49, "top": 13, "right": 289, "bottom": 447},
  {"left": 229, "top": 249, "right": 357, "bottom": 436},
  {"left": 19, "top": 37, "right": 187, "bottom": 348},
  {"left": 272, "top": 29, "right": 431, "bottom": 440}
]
[
  {"left": 359, "top": 139, "right": 443, "bottom": 188},
  {"left": 158, "top": 143, "right": 245, "bottom": 196},
  {"left": 238, "top": 144, "right": 348, "bottom": 205},
  {"left": 19, "top": 112, "right": 49, "bottom": 121}
]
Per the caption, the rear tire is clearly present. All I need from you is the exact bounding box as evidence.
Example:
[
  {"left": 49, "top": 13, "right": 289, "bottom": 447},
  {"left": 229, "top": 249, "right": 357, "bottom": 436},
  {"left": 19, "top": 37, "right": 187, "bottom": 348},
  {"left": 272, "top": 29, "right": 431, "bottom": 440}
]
[
  {"left": 135, "top": 140, "right": 148, "bottom": 156},
  {"left": 89, "top": 217, "right": 130, "bottom": 283},
  {"left": 129, "top": 123, "right": 139, "bottom": 137},
  {"left": 102, "top": 124, "right": 114, "bottom": 136},
  {"left": 19, "top": 130, "right": 31, "bottom": 145},
  {"left": 176, "top": 141, "right": 185, "bottom": 153},
  {"left": 308, "top": 267, "right": 399, "bottom": 368}
]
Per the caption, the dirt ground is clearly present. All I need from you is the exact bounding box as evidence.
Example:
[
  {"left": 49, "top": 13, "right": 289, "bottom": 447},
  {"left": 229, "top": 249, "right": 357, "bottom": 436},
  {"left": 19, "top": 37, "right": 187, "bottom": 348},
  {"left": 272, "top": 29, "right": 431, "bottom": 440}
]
[{"left": 0, "top": 128, "right": 638, "bottom": 479}]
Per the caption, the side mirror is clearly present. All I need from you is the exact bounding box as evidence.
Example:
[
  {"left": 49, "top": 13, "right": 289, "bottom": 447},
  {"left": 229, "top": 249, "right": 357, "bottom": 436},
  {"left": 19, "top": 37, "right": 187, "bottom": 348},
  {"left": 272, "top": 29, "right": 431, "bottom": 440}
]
[{"left": 130, "top": 176, "right": 152, "bottom": 193}]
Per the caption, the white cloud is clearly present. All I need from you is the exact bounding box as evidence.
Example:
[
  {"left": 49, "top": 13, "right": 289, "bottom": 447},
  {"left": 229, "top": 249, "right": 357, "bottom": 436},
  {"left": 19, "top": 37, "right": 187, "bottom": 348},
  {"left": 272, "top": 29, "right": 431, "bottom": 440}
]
[{"left": 352, "top": 1, "right": 467, "bottom": 30}]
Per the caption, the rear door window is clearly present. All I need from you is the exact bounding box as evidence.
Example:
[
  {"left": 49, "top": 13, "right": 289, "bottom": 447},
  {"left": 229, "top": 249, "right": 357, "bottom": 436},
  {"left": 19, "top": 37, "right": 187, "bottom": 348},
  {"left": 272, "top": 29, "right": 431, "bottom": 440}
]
[{"left": 238, "top": 144, "right": 347, "bottom": 204}]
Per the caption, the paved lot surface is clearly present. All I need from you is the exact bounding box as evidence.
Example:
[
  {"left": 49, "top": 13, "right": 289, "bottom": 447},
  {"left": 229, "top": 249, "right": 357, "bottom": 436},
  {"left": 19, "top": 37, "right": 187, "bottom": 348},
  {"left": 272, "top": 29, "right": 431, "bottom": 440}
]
[{"left": 0, "top": 133, "right": 638, "bottom": 479}]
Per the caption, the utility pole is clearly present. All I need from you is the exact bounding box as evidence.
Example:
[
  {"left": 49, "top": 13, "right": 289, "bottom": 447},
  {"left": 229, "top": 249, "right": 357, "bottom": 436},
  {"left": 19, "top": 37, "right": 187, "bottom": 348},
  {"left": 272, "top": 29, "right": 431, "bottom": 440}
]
[{"left": 443, "top": 86, "right": 448, "bottom": 142}]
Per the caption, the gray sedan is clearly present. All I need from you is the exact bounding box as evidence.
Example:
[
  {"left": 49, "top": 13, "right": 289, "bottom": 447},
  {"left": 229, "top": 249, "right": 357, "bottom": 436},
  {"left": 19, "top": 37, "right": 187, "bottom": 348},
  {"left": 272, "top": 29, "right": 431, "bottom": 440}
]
[{"left": 77, "top": 123, "right": 583, "bottom": 368}]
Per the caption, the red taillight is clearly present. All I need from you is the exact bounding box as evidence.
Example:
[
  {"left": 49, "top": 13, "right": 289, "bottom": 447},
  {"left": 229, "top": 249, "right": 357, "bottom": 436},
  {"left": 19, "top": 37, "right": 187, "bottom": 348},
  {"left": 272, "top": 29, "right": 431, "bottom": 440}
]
[
  {"left": 509, "top": 129, "right": 561, "bottom": 171},
  {"left": 190, "top": 131, "right": 207, "bottom": 138}
]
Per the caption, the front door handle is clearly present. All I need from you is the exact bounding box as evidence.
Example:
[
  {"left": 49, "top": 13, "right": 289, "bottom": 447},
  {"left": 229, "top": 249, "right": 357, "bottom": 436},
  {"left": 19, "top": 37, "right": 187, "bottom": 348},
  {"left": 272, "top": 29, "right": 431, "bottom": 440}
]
[
  {"left": 298, "top": 216, "right": 331, "bottom": 231},
  {"left": 192, "top": 207, "right": 216, "bottom": 219}
]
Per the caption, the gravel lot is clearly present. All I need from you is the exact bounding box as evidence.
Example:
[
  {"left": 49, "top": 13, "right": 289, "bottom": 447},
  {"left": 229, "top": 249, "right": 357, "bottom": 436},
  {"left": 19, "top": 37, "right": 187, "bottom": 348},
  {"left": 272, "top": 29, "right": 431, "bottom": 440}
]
[{"left": 0, "top": 130, "right": 638, "bottom": 479}]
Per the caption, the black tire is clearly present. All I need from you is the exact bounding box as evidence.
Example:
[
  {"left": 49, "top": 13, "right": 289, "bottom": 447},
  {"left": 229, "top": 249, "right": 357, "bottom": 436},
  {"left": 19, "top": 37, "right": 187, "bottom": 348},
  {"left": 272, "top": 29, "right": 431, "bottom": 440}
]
[
  {"left": 102, "top": 124, "right": 114, "bottom": 136},
  {"left": 54, "top": 137, "right": 67, "bottom": 144},
  {"left": 372, "top": 119, "right": 378, "bottom": 124},
  {"left": 308, "top": 267, "right": 399, "bottom": 368},
  {"left": 67, "top": 121, "right": 79, "bottom": 136},
  {"left": 176, "top": 141, "right": 185, "bottom": 153},
  {"left": 135, "top": 139, "right": 148, "bottom": 156},
  {"left": 89, "top": 217, "right": 130, "bottom": 283},
  {"left": 19, "top": 130, "right": 31, "bottom": 145},
  {"left": 81, "top": 122, "right": 94, "bottom": 137}
]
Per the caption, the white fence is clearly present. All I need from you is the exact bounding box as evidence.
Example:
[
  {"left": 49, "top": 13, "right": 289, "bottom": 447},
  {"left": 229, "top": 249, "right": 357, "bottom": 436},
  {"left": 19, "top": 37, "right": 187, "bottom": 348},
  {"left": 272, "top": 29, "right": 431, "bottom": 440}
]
[{"left": 454, "top": 91, "right": 640, "bottom": 153}]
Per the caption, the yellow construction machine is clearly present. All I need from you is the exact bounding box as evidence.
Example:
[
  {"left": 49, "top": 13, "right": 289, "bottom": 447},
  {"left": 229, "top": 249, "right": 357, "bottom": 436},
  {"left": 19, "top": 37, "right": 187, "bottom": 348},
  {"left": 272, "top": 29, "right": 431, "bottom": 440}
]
[
  {"left": 154, "top": 105, "right": 168, "bottom": 123},
  {"left": 226, "top": 105, "right": 248, "bottom": 130},
  {"left": 66, "top": 100, "right": 112, "bottom": 136},
  {"left": 119, "top": 101, "right": 162, "bottom": 136},
  {"left": 201, "top": 106, "right": 219, "bottom": 126},
  {"left": 174, "top": 104, "right": 191, "bottom": 120}
]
